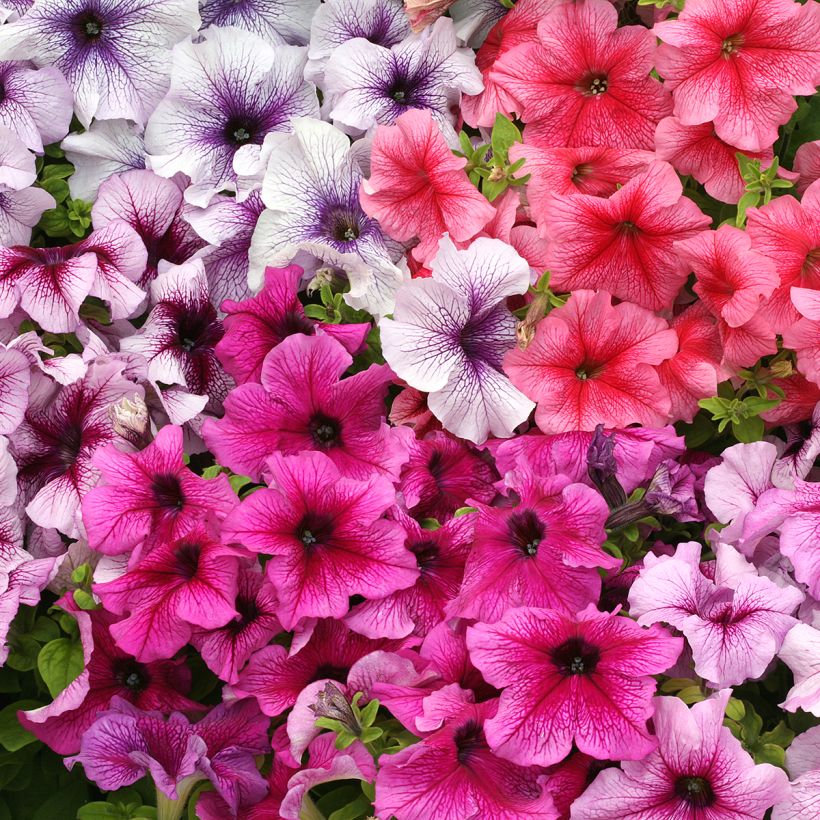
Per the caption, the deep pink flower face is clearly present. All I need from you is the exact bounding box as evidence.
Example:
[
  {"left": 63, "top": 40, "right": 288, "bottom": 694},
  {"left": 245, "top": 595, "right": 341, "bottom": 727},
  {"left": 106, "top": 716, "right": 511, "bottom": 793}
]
[{"left": 467, "top": 606, "right": 682, "bottom": 766}]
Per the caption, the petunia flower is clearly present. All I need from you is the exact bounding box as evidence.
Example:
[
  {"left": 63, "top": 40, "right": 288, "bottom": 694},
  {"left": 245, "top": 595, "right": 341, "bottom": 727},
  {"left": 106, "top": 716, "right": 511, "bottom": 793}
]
[
  {"left": 491, "top": 0, "right": 671, "bottom": 150},
  {"left": 0, "top": 0, "right": 200, "bottom": 127},
  {"left": 11, "top": 359, "right": 141, "bottom": 537},
  {"left": 213, "top": 262, "right": 369, "bottom": 386},
  {"left": 447, "top": 469, "right": 610, "bottom": 623},
  {"left": 250, "top": 117, "right": 405, "bottom": 316},
  {"left": 322, "top": 17, "right": 482, "bottom": 140},
  {"left": 190, "top": 563, "right": 281, "bottom": 685},
  {"left": 306, "top": 0, "right": 409, "bottom": 84},
  {"left": 92, "top": 170, "right": 206, "bottom": 289},
  {"left": 504, "top": 290, "right": 678, "bottom": 434},
  {"left": 19, "top": 597, "right": 201, "bottom": 754},
  {"left": 199, "top": 0, "right": 319, "bottom": 44},
  {"left": 449, "top": 0, "right": 507, "bottom": 47},
  {"left": 62, "top": 119, "right": 146, "bottom": 201},
  {"left": 571, "top": 689, "right": 791, "bottom": 819},
  {"left": 81, "top": 424, "right": 237, "bottom": 556},
  {"left": 0, "top": 342, "right": 29, "bottom": 434},
  {"left": 380, "top": 235, "right": 533, "bottom": 444},
  {"left": 795, "top": 139, "right": 820, "bottom": 195},
  {"left": 536, "top": 161, "right": 710, "bottom": 311},
  {"left": 773, "top": 724, "right": 820, "bottom": 820},
  {"left": 466, "top": 605, "right": 683, "bottom": 766},
  {"left": 345, "top": 507, "right": 473, "bottom": 639},
  {"left": 222, "top": 451, "right": 418, "bottom": 628},
  {"left": 146, "top": 25, "right": 319, "bottom": 207},
  {"left": 655, "top": 0, "right": 820, "bottom": 151},
  {"left": 779, "top": 623, "right": 820, "bottom": 717},
  {"left": 628, "top": 541, "right": 803, "bottom": 687},
  {"left": 205, "top": 331, "right": 407, "bottom": 483},
  {"left": 94, "top": 525, "right": 241, "bottom": 662},
  {"left": 375, "top": 696, "right": 558, "bottom": 820},
  {"left": 120, "top": 259, "right": 231, "bottom": 416},
  {"left": 0, "top": 60, "right": 73, "bottom": 152},
  {"left": 359, "top": 108, "right": 495, "bottom": 266}
]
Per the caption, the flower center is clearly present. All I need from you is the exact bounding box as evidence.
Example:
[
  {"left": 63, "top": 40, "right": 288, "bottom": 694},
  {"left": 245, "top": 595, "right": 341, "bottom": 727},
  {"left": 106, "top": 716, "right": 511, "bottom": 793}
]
[
  {"left": 296, "top": 513, "right": 334, "bottom": 550},
  {"left": 174, "top": 541, "right": 201, "bottom": 579},
  {"left": 229, "top": 595, "right": 260, "bottom": 634},
  {"left": 507, "top": 509, "right": 545, "bottom": 557},
  {"left": 56, "top": 424, "right": 84, "bottom": 468},
  {"left": 389, "top": 80, "right": 412, "bottom": 105},
  {"left": 571, "top": 163, "right": 594, "bottom": 181},
  {"left": 409, "top": 539, "right": 439, "bottom": 571},
  {"left": 224, "top": 116, "right": 257, "bottom": 146},
  {"left": 453, "top": 720, "right": 487, "bottom": 764},
  {"left": 550, "top": 636, "right": 601, "bottom": 677},
  {"left": 76, "top": 12, "right": 104, "bottom": 42},
  {"left": 721, "top": 35, "right": 743, "bottom": 57},
  {"left": 674, "top": 776, "right": 716, "bottom": 807},
  {"left": 113, "top": 659, "right": 150, "bottom": 693},
  {"left": 618, "top": 220, "right": 640, "bottom": 235},
  {"left": 151, "top": 472, "right": 186, "bottom": 512},
  {"left": 174, "top": 304, "right": 222, "bottom": 354},
  {"left": 309, "top": 413, "right": 341, "bottom": 448},
  {"left": 327, "top": 208, "right": 362, "bottom": 243},
  {"left": 588, "top": 76, "right": 608, "bottom": 95}
]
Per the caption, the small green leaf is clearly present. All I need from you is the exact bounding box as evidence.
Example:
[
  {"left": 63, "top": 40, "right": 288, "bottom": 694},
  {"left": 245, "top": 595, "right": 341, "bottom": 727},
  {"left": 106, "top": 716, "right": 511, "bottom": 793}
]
[
  {"left": 754, "top": 743, "right": 786, "bottom": 767},
  {"left": 228, "top": 474, "right": 252, "bottom": 494},
  {"left": 200, "top": 464, "right": 224, "bottom": 479},
  {"left": 731, "top": 415, "right": 764, "bottom": 443},
  {"left": 453, "top": 506, "right": 477, "bottom": 518},
  {"left": 725, "top": 698, "right": 745, "bottom": 722},
  {"left": 490, "top": 113, "right": 521, "bottom": 164},
  {"left": 6, "top": 635, "right": 41, "bottom": 672},
  {"left": 0, "top": 700, "right": 42, "bottom": 752},
  {"left": 37, "top": 637, "right": 84, "bottom": 698},
  {"left": 29, "top": 615, "right": 61, "bottom": 644},
  {"left": 73, "top": 589, "right": 99, "bottom": 611}
]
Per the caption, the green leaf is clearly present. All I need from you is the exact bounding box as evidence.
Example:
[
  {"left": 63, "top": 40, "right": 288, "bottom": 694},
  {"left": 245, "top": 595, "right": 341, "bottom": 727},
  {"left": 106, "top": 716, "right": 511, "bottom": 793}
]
[
  {"left": 725, "top": 699, "right": 746, "bottom": 721},
  {"left": 72, "top": 589, "right": 99, "bottom": 611},
  {"left": 490, "top": 114, "right": 521, "bottom": 164},
  {"left": 328, "top": 794, "right": 374, "bottom": 820},
  {"left": 0, "top": 700, "right": 42, "bottom": 752},
  {"left": 731, "top": 415, "right": 764, "bottom": 443},
  {"left": 29, "top": 616, "right": 61, "bottom": 644},
  {"left": 6, "top": 635, "right": 41, "bottom": 672},
  {"left": 358, "top": 698, "right": 380, "bottom": 728},
  {"left": 38, "top": 177, "right": 70, "bottom": 202},
  {"left": 33, "top": 779, "right": 88, "bottom": 820},
  {"left": 37, "top": 638, "right": 84, "bottom": 698},
  {"left": 228, "top": 474, "right": 252, "bottom": 494},
  {"left": 457, "top": 131, "right": 473, "bottom": 156},
  {"left": 742, "top": 396, "right": 781, "bottom": 415},
  {"left": 754, "top": 743, "right": 786, "bottom": 767},
  {"left": 761, "top": 721, "right": 794, "bottom": 749},
  {"left": 200, "top": 464, "right": 224, "bottom": 479},
  {"left": 453, "top": 506, "right": 477, "bottom": 518},
  {"left": 37, "top": 208, "right": 71, "bottom": 237}
]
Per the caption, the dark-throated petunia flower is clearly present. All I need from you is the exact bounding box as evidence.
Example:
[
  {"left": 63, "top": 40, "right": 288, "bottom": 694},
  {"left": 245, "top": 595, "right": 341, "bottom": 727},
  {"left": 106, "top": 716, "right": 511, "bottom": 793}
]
[
  {"left": 146, "top": 25, "right": 319, "bottom": 207},
  {"left": 199, "top": 0, "right": 320, "bottom": 45},
  {"left": 0, "top": 0, "right": 200, "bottom": 127}
]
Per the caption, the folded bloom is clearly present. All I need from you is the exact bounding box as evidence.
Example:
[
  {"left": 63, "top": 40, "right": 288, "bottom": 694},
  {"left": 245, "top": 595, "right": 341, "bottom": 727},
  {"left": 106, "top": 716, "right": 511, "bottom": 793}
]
[
  {"left": 0, "top": 61, "right": 72, "bottom": 152},
  {"left": 446, "top": 479, "right": 606, "bottom": 624},
  {"left": 538, "top": 161, "right": 710, "bottom": 311},
  {"left": 345, "top": 507, "right": 473, "bottom": 639},
  {"left": 491, "top": 0, "right": 671, "bottom": 150},
  {"left": 146, "top": 26, "right": 318, "bottom": 207},
  {"left": 505, "top": 290, "right": 678, "bottom": 434},
  {"left": 94, "top": 525, "right": 240, "bottom": 662},
  {"left": 655, "top": 0, "right": 820, "bottom": 151},
  {"left": 199, "top": 0, "right": 319, "bottom": 44},
  {"left": 214, "top": 262, "right": 368, "bottom": 386},
  {"left": 629, "top": 541, "right": 803, "bottom": 687},
  {"left": 359, "top": 108, "right": 495, "bottom": 265},
  {"left": 251, "top": 117, "right": 405, "bottom": 315},
  {"left": 795, "top": 140, "right": 820, "bottom": 195},
  {"left": 191, "top": 564, "right": 281, "bottom": 685},
  {"left": 0, "top": 0, "right": 200, "bottom": 127},
  {"left": 82, "top": 424, "right": 237, "bottom": 556},
  {"left": 779, "top": 623, "right": 820, "bottom": 717},
  {"left": 381, "top": 235, "right": 533, "bottom": 444},
  {"left": 222, "top": 451, "right": 418, "bottom": 628},
  {"left": 774, "top": 725, "right": 820, "bottom": 820},
  {"left": 572, "top": 689, "right": 791, "bottom": 819},
  {"left": 322, "top": 17, "right": 482, "bottom": 140},
  {"left": 466, "top": 605, "right": 682, "bottom": 766},
  {"left": 19, "top": 599, "right": 200, "bottom": 754},
  {"left": 11, "top": 359, "right": 141, "bottom": 536},
  {"left": 375, "top": 697, "right": 558, "bottom": 820},
  {"left": 204, "top": 332, "right": 408, "bottom": 482},
  {"left": 92, "top": 170, "right": 205, "bottom": 289}
]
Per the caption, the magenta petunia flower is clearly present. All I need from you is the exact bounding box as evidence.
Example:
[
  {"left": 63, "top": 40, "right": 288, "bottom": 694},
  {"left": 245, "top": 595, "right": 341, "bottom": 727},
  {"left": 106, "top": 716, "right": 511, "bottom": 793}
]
[
  {"left": 380, "top": 235, "right": 533, "bottom": 444},
  {"left": 536, "top": 161, "right": 710, "bottom": 312},
  {"left": 81, "top": 424, "right": 237, "bottom": 556},
  {"left": 120, "top": 259, "right": 231, "bottom": 416},
  {"left": 94, "top": 525, "right": 241, "bottom": 662},
  {"left": 466, "top": 605, "right": 683, "bottom": 766},
  {"left": 222, "top": 451, "right": 418, "bottom": 628},
  {"left": 199, "top": 0, "right": 319, "bottom": 44},
  {"left": 628, "top": 541, "right": 803, "bottom": 687},
  {"left": 375, "top": 696, "right": 559, "bottom": 820},
  {"left": 491, "top": 0, "right": 671, "bottom": 150},
  {"left": 10, "top": 359, "right": 142, "bottom": 536},
  {"left": 204, "top": 332, "right": 408, "bottom": 483},
  {"left": 190, "top": 563, "right": 280, "bottom": 685},
  {"left": 92, "top": 170, "right": 206, "bottom": 289},
  {"left": 146, "top": 25, "right": 319, "bottom": 207},
  {"left": 345, "top": 507, "right": 473, "bottom": 639},
  {"left": 214, "top": 262, "right": 368, "bottom": 386},
  {"left": 655, "top": 0, "right": 820, "bottom": 151},
  {"left": 397, "top": 430, "right": 498, "bottom": 522},
  {"left": 571, "top": 689, "right": 791, "bottom": 819},
  {"left": 19, "top": 598, "right": 200, "bottom": 754},
  {"left": 0, "top": 0, "right": 200, "bottom": 127}
]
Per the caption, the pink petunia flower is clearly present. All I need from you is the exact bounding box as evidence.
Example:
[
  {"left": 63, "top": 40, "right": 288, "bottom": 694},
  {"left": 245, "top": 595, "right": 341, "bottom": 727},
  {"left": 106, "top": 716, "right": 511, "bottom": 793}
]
[
  {"left": 571, "top": 689, "right": 791, "bottom": 819},
  {"left": 490, "top": 0, "right": 671, "bottom": 150},
  {"left": 215, "top": 263, "right": 368, "bottom": 386},
  {"left": 81, "top": 424, "right": 237, "bottom": 556},
  {"left": 779, "top": 623, "right": 820, "bottom": 717},
  {"left": 204, "top": 331, "right": 409, "bottom": 483},
  {"left": 221, "top": 451, "right": 418, "bottom": 629},
  {"left": 655, "top": 0, "right": 820, "bottom": 151},
  {"left": 537, "top": 161, "right": 710, "bottom": 311},
  {"left": 0, "top": 340, "right": 29, "bottom": 435},
  {"left": 94, "top": 525, "right": 241, "bottom": 662},
  {"left": 375, "top": 695, "right": 559, "bottom": 820},
  {"left": 773, "top": 724, "right": 820, "bottom": 820},
  {"left": 359, "top": 107, "right": 495, "bottom": 264},
  {"left": 466, "top": 605, "right": 682, "bottom": 766},
  {"left": 795, "top": 140, "right": 820, "bottom": 195},
  {"left": 504, "top": 290, "right": 679, "bottom": 434}
]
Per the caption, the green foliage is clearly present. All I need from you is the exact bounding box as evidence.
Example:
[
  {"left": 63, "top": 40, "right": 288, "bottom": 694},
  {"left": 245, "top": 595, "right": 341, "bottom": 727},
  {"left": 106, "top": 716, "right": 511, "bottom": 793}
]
[
  {"left": 37, "top": 638, "right": 84, "bottom": 699},
  {"left": 734, "top": 154, "right": 794, "bottom": 227}
]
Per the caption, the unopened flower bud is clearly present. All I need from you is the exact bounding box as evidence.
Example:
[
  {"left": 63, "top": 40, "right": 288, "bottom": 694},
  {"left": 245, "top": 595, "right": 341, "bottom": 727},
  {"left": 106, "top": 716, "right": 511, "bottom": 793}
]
[
  {"left": 109, "top": 394, "right": 151, "bottom": 448},
  {"left": 587, "top": 425, "right": 627, "bottom": 508},
  {"left": 516, "top": 292, "right": 551, "bottom": 350},
  {"left": 769, "top": 360, "right": 793, "bottom": 379},
  {"left": 307, "top": 267, "right": 335, "bottom": 296},
  {"left": 309, "top": 682, "right": 361, "bottom": 736}
]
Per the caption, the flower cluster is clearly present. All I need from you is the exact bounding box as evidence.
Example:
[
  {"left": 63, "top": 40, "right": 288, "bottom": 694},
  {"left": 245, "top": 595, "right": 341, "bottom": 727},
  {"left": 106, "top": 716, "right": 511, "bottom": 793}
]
[{"left": 0, "top": 1, "right": 819, "bottom": 819}]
